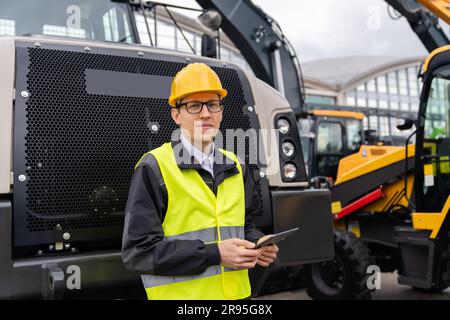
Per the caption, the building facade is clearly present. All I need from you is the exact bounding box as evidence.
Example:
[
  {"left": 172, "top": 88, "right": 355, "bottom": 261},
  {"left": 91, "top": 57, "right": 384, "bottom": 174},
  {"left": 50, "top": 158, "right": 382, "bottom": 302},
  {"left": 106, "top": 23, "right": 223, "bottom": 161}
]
[{"left": 302, "top": 56, "right": 425, "bottom": 137}]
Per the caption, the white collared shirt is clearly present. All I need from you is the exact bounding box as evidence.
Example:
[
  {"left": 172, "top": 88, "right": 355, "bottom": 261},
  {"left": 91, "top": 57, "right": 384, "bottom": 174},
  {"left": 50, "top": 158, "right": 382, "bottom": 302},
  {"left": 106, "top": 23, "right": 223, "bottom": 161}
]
[{"left": 180, "top": 134, "right": 215, "bottom": 177}]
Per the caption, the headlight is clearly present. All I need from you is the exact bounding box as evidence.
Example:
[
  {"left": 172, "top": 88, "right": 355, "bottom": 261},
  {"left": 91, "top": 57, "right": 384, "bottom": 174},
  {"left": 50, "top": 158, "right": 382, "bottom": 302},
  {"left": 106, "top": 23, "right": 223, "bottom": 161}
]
[
  {"left": 277, "top": 118, "right": 290, "bottom": 134},
  {"left": 281, "top": 141, "right": 295, "bottom": 157},
  {"left": 283, "top": 163, "right": 297, "bottom": 179}
]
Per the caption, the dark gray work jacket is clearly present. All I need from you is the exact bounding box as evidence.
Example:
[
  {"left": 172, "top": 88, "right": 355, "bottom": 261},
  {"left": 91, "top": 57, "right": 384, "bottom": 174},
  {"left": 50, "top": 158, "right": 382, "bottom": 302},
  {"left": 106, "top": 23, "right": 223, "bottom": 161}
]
[{"left": 121, "top": 139, "right": 265, "bottom": 276}]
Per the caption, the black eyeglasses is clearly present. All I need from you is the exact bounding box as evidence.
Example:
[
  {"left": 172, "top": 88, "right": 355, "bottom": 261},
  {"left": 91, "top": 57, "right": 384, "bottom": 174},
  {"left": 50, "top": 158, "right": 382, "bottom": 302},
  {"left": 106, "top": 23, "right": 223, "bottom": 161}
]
[{"left": 176, "top": 100, "right": 223, "bottom": 114}]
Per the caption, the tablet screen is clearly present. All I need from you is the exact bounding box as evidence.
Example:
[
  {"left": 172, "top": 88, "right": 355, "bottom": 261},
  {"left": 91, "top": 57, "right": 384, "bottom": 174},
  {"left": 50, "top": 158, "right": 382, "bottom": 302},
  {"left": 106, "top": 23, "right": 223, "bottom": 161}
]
[{"left": 255, "top": 227, "right": 299, "bottom": 249}]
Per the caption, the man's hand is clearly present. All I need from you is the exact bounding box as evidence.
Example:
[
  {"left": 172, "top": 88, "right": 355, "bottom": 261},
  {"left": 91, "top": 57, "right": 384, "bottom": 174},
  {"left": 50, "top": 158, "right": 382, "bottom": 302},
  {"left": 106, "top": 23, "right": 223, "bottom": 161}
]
[
  {"left": 218, "top": 238, "right": 260, "bottom": 270},
  {"left": 256, "top": 244, "right": 278, "bottom": 267},
  {"left": 255, "top": 235, "right": 279, "bottom": 267}
]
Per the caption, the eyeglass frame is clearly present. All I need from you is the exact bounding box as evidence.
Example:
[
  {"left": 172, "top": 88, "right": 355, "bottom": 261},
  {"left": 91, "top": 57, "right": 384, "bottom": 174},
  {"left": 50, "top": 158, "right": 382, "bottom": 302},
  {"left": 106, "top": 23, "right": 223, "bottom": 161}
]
[{"left": 175, "top": 100, "right": 224, "bottom": 114}]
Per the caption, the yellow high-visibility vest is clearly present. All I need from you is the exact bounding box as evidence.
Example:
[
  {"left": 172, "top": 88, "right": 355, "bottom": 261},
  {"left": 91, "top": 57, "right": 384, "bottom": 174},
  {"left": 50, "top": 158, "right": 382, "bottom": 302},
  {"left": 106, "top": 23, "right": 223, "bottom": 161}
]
[{"left": 140, "top": 142, "right": 251, "bottom": 300}]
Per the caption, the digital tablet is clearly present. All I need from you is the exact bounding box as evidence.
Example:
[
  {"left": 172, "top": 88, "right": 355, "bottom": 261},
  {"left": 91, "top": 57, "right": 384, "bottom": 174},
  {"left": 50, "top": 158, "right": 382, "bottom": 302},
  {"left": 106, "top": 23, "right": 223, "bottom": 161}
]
[{"left": 254, "top": 227, "right": 300, "bottom": 249}]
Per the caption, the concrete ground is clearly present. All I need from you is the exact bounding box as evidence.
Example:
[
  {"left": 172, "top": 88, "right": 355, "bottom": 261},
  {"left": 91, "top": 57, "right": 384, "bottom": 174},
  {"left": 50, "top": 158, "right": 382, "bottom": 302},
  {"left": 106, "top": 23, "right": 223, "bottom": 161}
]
[{"left": 254, "top": 272, "right": 450, "bottom": 300}]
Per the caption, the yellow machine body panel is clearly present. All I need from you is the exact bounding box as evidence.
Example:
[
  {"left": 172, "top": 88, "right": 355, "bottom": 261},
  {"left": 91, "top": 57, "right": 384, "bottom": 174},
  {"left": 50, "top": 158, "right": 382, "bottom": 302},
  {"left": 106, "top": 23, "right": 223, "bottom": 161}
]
[
  {"left": 413, "top": 195, "right": 450, "bottom": 239},
  {"left": 363, "top": 175, "right": 414, "bottom": 213},
  {"left": 312, "top": 109, "right": 365, "bottom": 120},
  {"left": 335, "top": 144, "right": 415, "bottom": 185}
]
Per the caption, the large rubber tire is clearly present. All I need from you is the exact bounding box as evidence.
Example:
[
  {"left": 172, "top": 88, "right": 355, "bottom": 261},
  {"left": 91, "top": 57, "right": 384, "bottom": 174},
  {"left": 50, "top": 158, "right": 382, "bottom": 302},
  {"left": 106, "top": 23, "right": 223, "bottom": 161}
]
[{"left": 305, "top": 230, "right": 374, "bottom": 300}]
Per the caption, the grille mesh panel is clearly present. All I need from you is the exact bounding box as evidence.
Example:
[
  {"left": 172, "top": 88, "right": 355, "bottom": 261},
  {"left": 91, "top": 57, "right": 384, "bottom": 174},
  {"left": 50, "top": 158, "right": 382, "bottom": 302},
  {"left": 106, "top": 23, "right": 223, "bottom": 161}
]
[{"left": 20, "top": 47, "right": 262, "bottom": 234}]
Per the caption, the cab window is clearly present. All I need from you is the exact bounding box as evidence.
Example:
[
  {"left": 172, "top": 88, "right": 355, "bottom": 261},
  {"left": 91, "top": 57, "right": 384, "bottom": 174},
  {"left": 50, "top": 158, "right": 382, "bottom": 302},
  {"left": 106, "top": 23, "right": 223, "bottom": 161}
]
[{"left": 317, "top": 122, "right": 343, "bottom": 154}]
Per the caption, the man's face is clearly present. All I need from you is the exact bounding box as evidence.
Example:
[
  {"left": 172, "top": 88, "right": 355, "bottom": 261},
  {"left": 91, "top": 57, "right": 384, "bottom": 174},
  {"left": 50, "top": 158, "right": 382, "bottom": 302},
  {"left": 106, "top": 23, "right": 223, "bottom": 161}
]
[{"left": 171, "top": 92, "right": 223, "bottom": 145}]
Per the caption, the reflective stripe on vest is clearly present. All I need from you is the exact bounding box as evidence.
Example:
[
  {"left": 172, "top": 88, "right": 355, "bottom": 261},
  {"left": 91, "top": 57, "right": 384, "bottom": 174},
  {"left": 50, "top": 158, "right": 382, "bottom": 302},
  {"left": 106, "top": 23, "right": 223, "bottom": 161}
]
[
  {"left": 141, "top": 265, "right": 241, "bottom": 289},
  {"left": 165, "top": 226, "right": 244, "bottom": 243},
  {"left": 139, "top": 143, "right": 251, "bottom": 300}
]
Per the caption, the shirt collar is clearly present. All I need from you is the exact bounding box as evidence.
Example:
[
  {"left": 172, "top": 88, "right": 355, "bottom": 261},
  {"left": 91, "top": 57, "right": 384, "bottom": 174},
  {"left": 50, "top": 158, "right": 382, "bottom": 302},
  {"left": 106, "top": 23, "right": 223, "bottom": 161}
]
[
  {"left": 179, "top": 133, "right": 215, "bottom": 166},
  {"left": 171, "top": 136, "right": 240, "bottom": 186}
]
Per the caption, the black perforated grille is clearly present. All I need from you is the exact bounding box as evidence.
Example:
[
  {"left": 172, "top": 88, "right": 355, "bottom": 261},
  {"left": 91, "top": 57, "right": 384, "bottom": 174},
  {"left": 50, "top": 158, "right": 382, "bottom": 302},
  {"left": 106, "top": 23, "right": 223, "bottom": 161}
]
[{"left": 15, "top": 45, "right": 262, "bottom": 239}]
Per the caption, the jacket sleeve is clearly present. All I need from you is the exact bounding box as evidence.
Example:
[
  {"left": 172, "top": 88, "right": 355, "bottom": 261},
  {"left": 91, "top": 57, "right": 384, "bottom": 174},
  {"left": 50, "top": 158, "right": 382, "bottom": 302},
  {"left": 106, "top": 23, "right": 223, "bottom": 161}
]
[
  {"left": 242, "top": 163, "right": 265, "bottom": 243},
  {"left": 121, "top": 157, "right": 220, "bottom": 276}
]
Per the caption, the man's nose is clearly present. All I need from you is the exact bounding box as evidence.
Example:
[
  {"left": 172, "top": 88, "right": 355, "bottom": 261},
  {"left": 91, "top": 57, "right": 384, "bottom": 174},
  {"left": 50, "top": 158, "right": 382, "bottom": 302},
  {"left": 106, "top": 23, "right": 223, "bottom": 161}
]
[{"left": 199, "top": 104, "right": 212, "bottom": 118}]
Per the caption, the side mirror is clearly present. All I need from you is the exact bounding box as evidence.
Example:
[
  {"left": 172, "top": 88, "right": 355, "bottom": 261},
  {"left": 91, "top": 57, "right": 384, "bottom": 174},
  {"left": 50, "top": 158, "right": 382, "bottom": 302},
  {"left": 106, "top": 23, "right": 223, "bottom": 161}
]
[
  {"left": 201, "top": 34, "right": 217, "bottom": 58},
  {"left": 396, "top": 118, "right": 414, "bottom": 131}
]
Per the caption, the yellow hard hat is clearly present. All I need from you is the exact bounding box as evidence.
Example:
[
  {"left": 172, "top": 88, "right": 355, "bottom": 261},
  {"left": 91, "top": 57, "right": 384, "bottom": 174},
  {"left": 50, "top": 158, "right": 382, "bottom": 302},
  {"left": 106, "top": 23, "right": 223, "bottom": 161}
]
[{"left": 168, "top": 63, "right": 228, "bottom": 107}]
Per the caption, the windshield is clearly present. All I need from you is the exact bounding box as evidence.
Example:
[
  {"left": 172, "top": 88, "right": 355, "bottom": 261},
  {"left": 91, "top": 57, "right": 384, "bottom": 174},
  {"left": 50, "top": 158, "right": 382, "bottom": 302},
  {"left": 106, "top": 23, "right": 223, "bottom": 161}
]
[
  {"left": 346, "top": 119, "right": 362, "bottom": 153},
  {"left": 421, "top": 76, "right": 450, "bottom": 212},
  {"left": 317, "top": 122, "right": 343, "bottom": 154},
  {"left": 424, "top": 77, "right": 450, "bottom": 139},
  {"left": 0, "top": 0, "right": 135, "bottom": 43}
]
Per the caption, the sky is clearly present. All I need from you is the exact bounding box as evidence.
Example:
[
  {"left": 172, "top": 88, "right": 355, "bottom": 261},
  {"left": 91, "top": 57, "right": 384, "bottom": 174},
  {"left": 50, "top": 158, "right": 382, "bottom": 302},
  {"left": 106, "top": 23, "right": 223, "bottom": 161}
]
[{"left": 158, "top": 0, "right": 440, "bottom": 62}]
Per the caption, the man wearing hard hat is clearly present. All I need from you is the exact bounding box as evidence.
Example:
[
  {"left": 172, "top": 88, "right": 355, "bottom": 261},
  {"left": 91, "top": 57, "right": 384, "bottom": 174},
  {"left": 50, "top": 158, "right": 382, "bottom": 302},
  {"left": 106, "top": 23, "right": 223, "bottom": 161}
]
[{"left": 122, "top": 63, "right": 278, "bottom": 300}]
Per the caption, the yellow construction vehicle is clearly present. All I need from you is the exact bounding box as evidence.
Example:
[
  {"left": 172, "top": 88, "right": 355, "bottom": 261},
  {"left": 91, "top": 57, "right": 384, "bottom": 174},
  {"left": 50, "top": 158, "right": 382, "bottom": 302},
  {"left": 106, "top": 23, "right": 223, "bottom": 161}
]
[
  {"left": 299, "top": 0, "right": 450, "bottom": 300},
  {"left": 304, "top": 46, "right": 450, "bottom": 300}
]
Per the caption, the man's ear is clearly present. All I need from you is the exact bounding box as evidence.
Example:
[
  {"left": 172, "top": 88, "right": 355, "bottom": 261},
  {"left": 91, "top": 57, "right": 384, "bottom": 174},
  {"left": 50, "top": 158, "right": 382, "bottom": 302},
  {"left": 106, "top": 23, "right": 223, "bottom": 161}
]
[{"left": 171, "top": 108, "right": 181, "bottom": 125}]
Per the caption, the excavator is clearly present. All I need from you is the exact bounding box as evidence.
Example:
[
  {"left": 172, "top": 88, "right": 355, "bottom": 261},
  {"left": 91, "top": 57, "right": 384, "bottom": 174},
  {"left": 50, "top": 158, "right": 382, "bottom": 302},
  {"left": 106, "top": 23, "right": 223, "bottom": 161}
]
[{"left": 303, "top": 0, "right": 450, "bottom": 300}]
